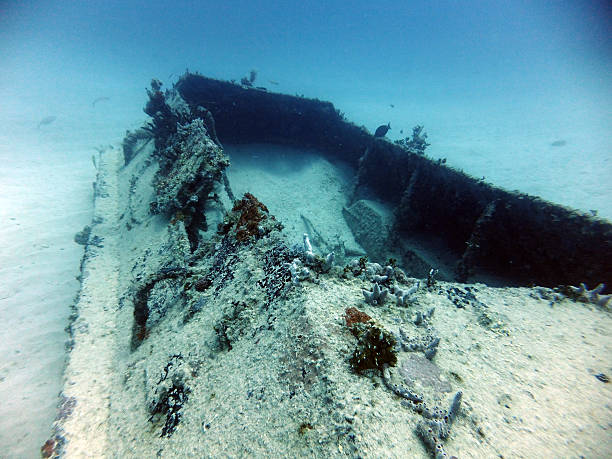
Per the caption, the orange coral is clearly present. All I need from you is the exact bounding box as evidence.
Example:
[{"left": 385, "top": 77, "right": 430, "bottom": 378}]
[
  {"left": 220, "top": 193, "right": 270, "bottom": 242},
  {"left": 345, "top": 307, "right": 372, "bottom": 327}
]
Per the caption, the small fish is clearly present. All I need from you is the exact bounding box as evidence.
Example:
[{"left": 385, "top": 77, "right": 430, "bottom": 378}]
[
  {"left": 374, "top": 122, "right": 391, "bottom": 137},
  {"left": 269, "top": 80, "right": 279, "bottom": 85},
  {"left": 37, "top": 116, "right": 56, "bottom": 129},
  {"left": 550, "top": 140, "right": 566, "bottom": 147},
  {"left": 389, "top": 104, "right": 394, "bottom": 108},
  {"left": 92, "top": 96, "right": 110, "bottom": 107}
]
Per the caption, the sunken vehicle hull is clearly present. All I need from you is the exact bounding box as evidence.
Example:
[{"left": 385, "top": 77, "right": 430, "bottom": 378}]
[
  {"left": 44, "top": 73, "right": 611, "bottom": 459},
  {"left": 170, "top": 73, "right": 611, "bottom": 290}
]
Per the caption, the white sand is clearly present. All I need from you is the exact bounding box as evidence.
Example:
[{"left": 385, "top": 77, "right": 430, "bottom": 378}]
[
  {"left": 0, "top": 93, "right": 143, "bottom": 457},
  {"left": 0, "top": 148, "right": 92, "bottom": 458}
]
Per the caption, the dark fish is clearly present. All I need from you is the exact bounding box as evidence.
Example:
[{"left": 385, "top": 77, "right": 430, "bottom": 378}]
[
  {"left": 37, "top": 116, "right": 56, "bottom": 128},
  {"left": 550, "top": 140, "right": 566, "bottom": 147},
  {"left": 374, "top": 122, "right": 391, "bottom": 137},
  {"left": 92, "top": 96, "right": 110, "bottom": 107}
]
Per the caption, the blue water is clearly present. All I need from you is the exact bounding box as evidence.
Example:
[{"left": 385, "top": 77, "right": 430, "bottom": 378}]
[
  {"left": 2, "top": 0, "right": 611, "bottom": 217},
  {"left": 0, "top": 2, "right": 611, "bottom": 456}
]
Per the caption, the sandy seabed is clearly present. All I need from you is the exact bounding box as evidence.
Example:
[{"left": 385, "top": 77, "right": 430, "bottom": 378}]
[{"left": 0, "top": 148, "right": 93, "bottom": 458}]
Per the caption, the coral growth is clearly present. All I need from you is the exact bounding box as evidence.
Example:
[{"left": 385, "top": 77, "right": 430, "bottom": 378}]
[
  {"left": 394, "top": 281, "right": 420, "bottom": 306},
  {"left": 218, "top": 193, "right": 280, "bottom": 242},
  {"left": 286, "top": 258, "right": 311, "bottom": 284},
  {"left": 362, "top": 282, "right": 389, "bottom": 305},
  {"left": 152, "top": 118, "right": 229, "bottom": 215},
  {"left": 284, "top": 233, "right": 336, "bottom": 284},
  {"left": 149, "top": 383, "right": 189, "bottom": 437},
  {"left": 301, "top": 233, "right": 335, "bottom": 273},
  {"left": 415, "top": 391, "right": 462, "bottom": 459},
  {"left": 398, "top": 327, "right": 440, "bottom": 360},
  {"left": 149, "top": 117, "right": 230, "bottom": 251},
  {"left": 566, "top": 283, "right": 611, "bottom": 308},
  {"left": 256, "top": 243, "right": 293, "bottom": 305},
  {"left": 383, "top": 364, "right": 462, "bottom": 458},
  {"left": 143, "top": 79, "right": 184, "bottom": 151},
  {"left": 348, "top": 322, "right": 397, "bottom": 373},
  {"left": 147, "top": 355, "right": 191, "bottom": 438},
  {"left": 240, "top": 69, "right": 258, "bottom": 87},
  {"left": 395, "top": 125, "right": 430, "bottom": 155},
  {"left": 344, "top": 307, "right": 372, "bottom": 327}
]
